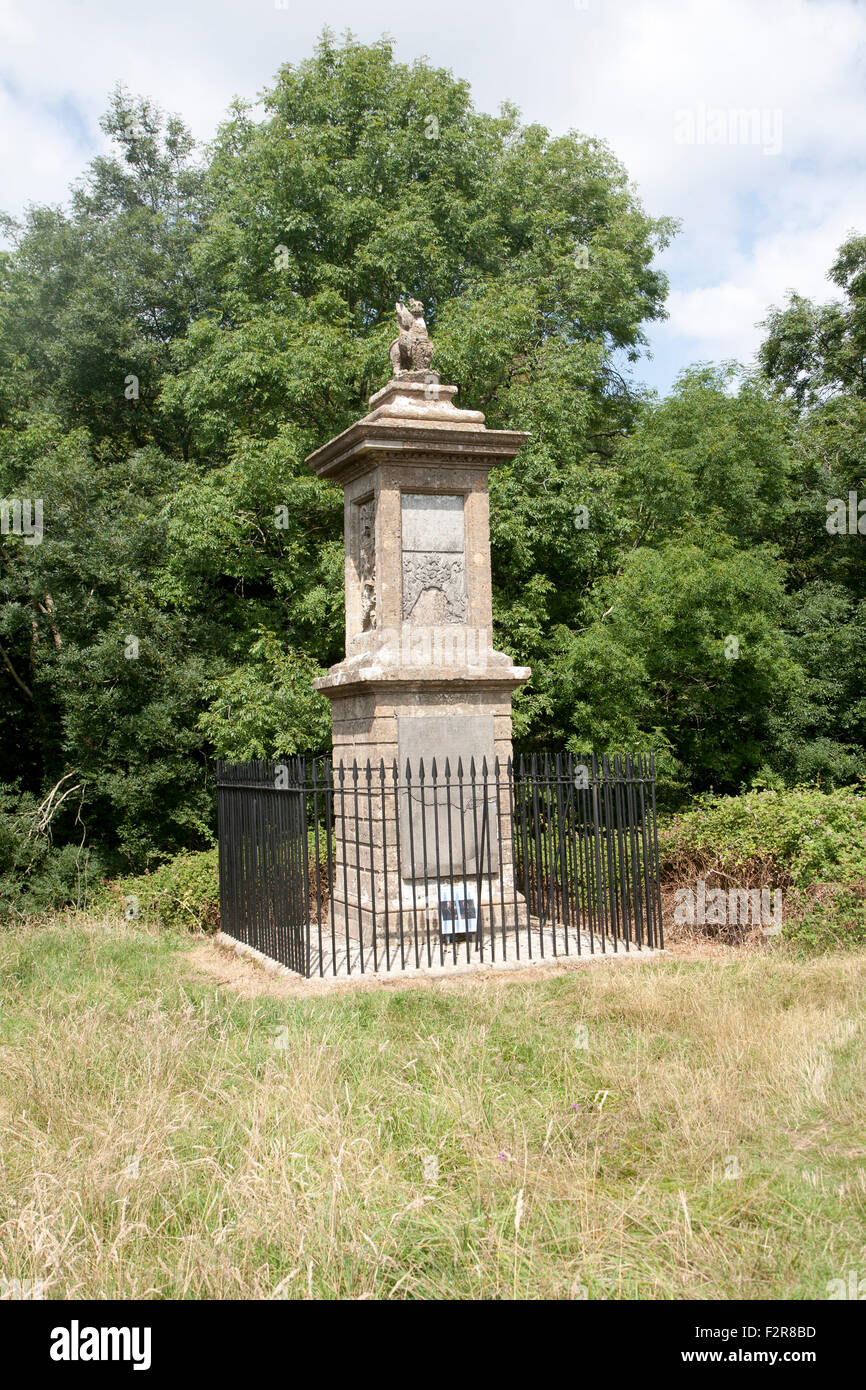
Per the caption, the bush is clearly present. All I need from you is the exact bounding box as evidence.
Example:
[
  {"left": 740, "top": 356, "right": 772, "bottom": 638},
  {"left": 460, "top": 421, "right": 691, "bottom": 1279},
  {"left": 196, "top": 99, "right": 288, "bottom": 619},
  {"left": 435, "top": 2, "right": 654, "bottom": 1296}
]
[
  {"left": 783, "top": 880, "right": 866, "bottom": 953},
  {"left": 100, "top": 848, "right": 220, "bottom": 934},
  {"left": 658, "top": 784, "right": 866, "bottom": 951},
  {"left": 659, "top": 784, "right": 866, "bottom": 889}
]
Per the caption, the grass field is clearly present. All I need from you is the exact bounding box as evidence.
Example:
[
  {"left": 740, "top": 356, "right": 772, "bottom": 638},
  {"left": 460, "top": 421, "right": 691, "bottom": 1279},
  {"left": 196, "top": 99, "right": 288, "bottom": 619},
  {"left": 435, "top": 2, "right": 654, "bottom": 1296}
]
[{"left": 1, "top": 915, "right": 865, "bottom": 1300}]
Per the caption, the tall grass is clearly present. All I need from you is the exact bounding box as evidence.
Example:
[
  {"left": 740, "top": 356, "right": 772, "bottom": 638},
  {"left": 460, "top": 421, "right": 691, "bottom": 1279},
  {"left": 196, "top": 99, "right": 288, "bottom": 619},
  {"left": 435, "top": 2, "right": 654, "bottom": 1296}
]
[{"left": 1, "top": 915, "right": 864, "bottom": 1299}]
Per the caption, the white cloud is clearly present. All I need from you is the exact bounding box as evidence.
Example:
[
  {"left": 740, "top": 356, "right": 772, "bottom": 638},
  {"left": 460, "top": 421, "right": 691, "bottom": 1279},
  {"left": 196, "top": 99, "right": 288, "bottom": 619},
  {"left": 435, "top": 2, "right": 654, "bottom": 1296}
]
[
  {"left": 0, "top": 0, "right": 35, "bottom": 45},
  {"left": 549, "top": 0, "right": 866, "bottom": 384},
  {"left": 663, "top": 200, "right": 863, "bottom": 368}
]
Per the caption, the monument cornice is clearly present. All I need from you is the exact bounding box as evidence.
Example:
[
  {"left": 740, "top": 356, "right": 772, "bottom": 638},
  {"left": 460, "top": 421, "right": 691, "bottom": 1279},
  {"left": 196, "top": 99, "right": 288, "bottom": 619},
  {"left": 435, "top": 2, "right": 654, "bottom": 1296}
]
[
  {"left": 313, "top": 667, "right": 531, "bottom": 699},
  {"left": 305, "top": 418, "right": 529, "bottom": 484}
]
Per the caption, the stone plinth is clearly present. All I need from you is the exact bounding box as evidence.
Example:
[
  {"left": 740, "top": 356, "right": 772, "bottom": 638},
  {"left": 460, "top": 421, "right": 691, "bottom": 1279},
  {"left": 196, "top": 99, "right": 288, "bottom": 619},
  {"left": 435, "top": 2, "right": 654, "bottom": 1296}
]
[{"left": 306, "top": 372, "right": 530, "bottom": 942}]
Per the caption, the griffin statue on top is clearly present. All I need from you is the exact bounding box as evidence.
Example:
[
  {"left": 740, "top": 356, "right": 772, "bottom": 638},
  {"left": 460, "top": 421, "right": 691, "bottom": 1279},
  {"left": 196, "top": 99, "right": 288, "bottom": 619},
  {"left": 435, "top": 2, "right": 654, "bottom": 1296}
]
[{"left": 389, "top": 298, "right": 435, "bottom": 376}]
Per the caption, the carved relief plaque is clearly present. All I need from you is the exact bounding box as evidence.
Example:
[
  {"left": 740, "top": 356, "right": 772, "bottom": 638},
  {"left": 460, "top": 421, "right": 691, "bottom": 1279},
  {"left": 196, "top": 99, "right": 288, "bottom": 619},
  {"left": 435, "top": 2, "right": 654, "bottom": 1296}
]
[
  {"left": 358, "top": 498, "right": 376, "bottom": 630},
  {"left": 401, "top": 493, "right": 466, "bottom": 624}
]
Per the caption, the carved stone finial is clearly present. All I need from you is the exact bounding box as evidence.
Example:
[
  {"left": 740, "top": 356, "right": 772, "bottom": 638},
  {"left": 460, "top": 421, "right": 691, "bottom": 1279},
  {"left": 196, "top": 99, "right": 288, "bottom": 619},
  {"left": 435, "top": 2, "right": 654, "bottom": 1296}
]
[{"left": 389, "top": 298, "right": 434, "bottom": 376}]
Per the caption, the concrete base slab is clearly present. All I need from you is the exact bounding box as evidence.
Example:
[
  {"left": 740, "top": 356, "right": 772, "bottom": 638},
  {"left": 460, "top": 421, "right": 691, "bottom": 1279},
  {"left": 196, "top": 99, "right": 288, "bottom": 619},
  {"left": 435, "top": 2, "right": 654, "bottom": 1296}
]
[{"left": 214, "top": 924, "right": 658, "bottom": 988}]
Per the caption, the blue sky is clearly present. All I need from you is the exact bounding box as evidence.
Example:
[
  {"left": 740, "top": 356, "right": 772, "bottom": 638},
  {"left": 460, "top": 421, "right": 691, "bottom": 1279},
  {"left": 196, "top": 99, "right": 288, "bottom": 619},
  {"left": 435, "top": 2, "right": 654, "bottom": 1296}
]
[{"left": 2, "top": 0, "right": 865, "bottom": 394}]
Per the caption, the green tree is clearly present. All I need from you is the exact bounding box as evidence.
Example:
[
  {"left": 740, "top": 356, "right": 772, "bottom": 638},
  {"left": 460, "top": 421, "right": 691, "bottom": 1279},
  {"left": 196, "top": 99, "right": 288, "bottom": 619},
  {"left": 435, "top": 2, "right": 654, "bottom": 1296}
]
[
  {"left": 546, "top": 539, "right": 799, "bottom": 797},
  {"left": 760, "top": 234, "right": 866, "bottom": 600},
  {"left": 0, "top": 90, "right": 210, "bottom": 871}
]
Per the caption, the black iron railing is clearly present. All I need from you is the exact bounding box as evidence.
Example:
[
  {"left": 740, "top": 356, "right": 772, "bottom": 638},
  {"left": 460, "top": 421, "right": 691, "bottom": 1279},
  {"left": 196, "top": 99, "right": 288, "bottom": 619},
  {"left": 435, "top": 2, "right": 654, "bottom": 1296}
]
[{"left": 216, "top": 753, "right": 663, "bottom": 978}]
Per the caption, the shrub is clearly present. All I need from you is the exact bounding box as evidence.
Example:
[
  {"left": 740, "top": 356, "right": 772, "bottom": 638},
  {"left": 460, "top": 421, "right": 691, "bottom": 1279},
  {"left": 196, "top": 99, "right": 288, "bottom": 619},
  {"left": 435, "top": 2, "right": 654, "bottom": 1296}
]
[
  {"left": 782, "top": 880, "right": 866, "bottom": 953},
  {"left": 97, "top": 830, "right": 331, "bottom": 936},
  {"left": 658, "top": 784, "right": 866, "bottom": 950},
  {"left": 658, "top": 784, "right": 866, "bottom": 889},
  {"left": 100, "top": 848, "right": 220, "bottom": 934}
]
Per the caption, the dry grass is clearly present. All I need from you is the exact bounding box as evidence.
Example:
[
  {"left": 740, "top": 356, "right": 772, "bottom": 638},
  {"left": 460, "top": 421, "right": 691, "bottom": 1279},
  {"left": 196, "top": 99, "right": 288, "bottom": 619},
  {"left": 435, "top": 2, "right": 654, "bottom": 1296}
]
[{"left": 1, "top": 913, "right": 864, "bottom": 1299}]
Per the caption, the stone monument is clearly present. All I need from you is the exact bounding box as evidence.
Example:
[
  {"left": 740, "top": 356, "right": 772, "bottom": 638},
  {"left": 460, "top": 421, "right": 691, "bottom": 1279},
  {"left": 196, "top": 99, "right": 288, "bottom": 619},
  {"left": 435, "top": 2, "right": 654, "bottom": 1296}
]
[{"left": 305, "top": 301, "right": 530, "bottom": 943}]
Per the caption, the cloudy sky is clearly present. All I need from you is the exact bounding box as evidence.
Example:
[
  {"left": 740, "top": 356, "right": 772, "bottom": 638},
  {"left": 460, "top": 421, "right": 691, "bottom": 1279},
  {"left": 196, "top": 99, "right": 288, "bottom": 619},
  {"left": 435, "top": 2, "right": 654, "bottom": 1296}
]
[{"left": 2, "top": 0, "right": 865, "bottom": 392}]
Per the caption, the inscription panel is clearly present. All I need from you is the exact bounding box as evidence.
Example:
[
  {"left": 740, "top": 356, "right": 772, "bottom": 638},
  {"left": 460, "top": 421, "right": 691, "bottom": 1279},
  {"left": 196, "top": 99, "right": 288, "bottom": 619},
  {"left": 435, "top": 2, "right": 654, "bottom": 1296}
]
[{"left": 397, "top": 713, "right": 497, "bottom": 879}]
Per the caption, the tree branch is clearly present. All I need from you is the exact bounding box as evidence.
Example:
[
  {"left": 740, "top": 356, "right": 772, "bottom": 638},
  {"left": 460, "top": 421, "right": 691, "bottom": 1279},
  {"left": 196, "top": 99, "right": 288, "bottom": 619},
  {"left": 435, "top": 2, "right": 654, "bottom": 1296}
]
[{"left": 0, "top": 641, "right": 34, "bottom": 699}]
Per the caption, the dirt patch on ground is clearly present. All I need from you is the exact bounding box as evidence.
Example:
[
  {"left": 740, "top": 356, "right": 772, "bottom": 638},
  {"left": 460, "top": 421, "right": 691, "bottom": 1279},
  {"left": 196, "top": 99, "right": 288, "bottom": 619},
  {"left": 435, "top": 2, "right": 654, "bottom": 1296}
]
[{"left": 186, "top": 942, "right": 306, "bottom": 998}]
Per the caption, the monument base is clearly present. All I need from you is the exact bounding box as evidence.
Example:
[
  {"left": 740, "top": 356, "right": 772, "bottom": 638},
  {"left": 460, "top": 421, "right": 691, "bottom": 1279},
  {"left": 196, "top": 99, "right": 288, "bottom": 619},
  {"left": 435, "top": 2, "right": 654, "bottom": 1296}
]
[
  {"left": 328, "top": 872, "right": 528, "bottom": 949},
  {"left": 315, "top": 661, "right": 528, "bottom": 774}
]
